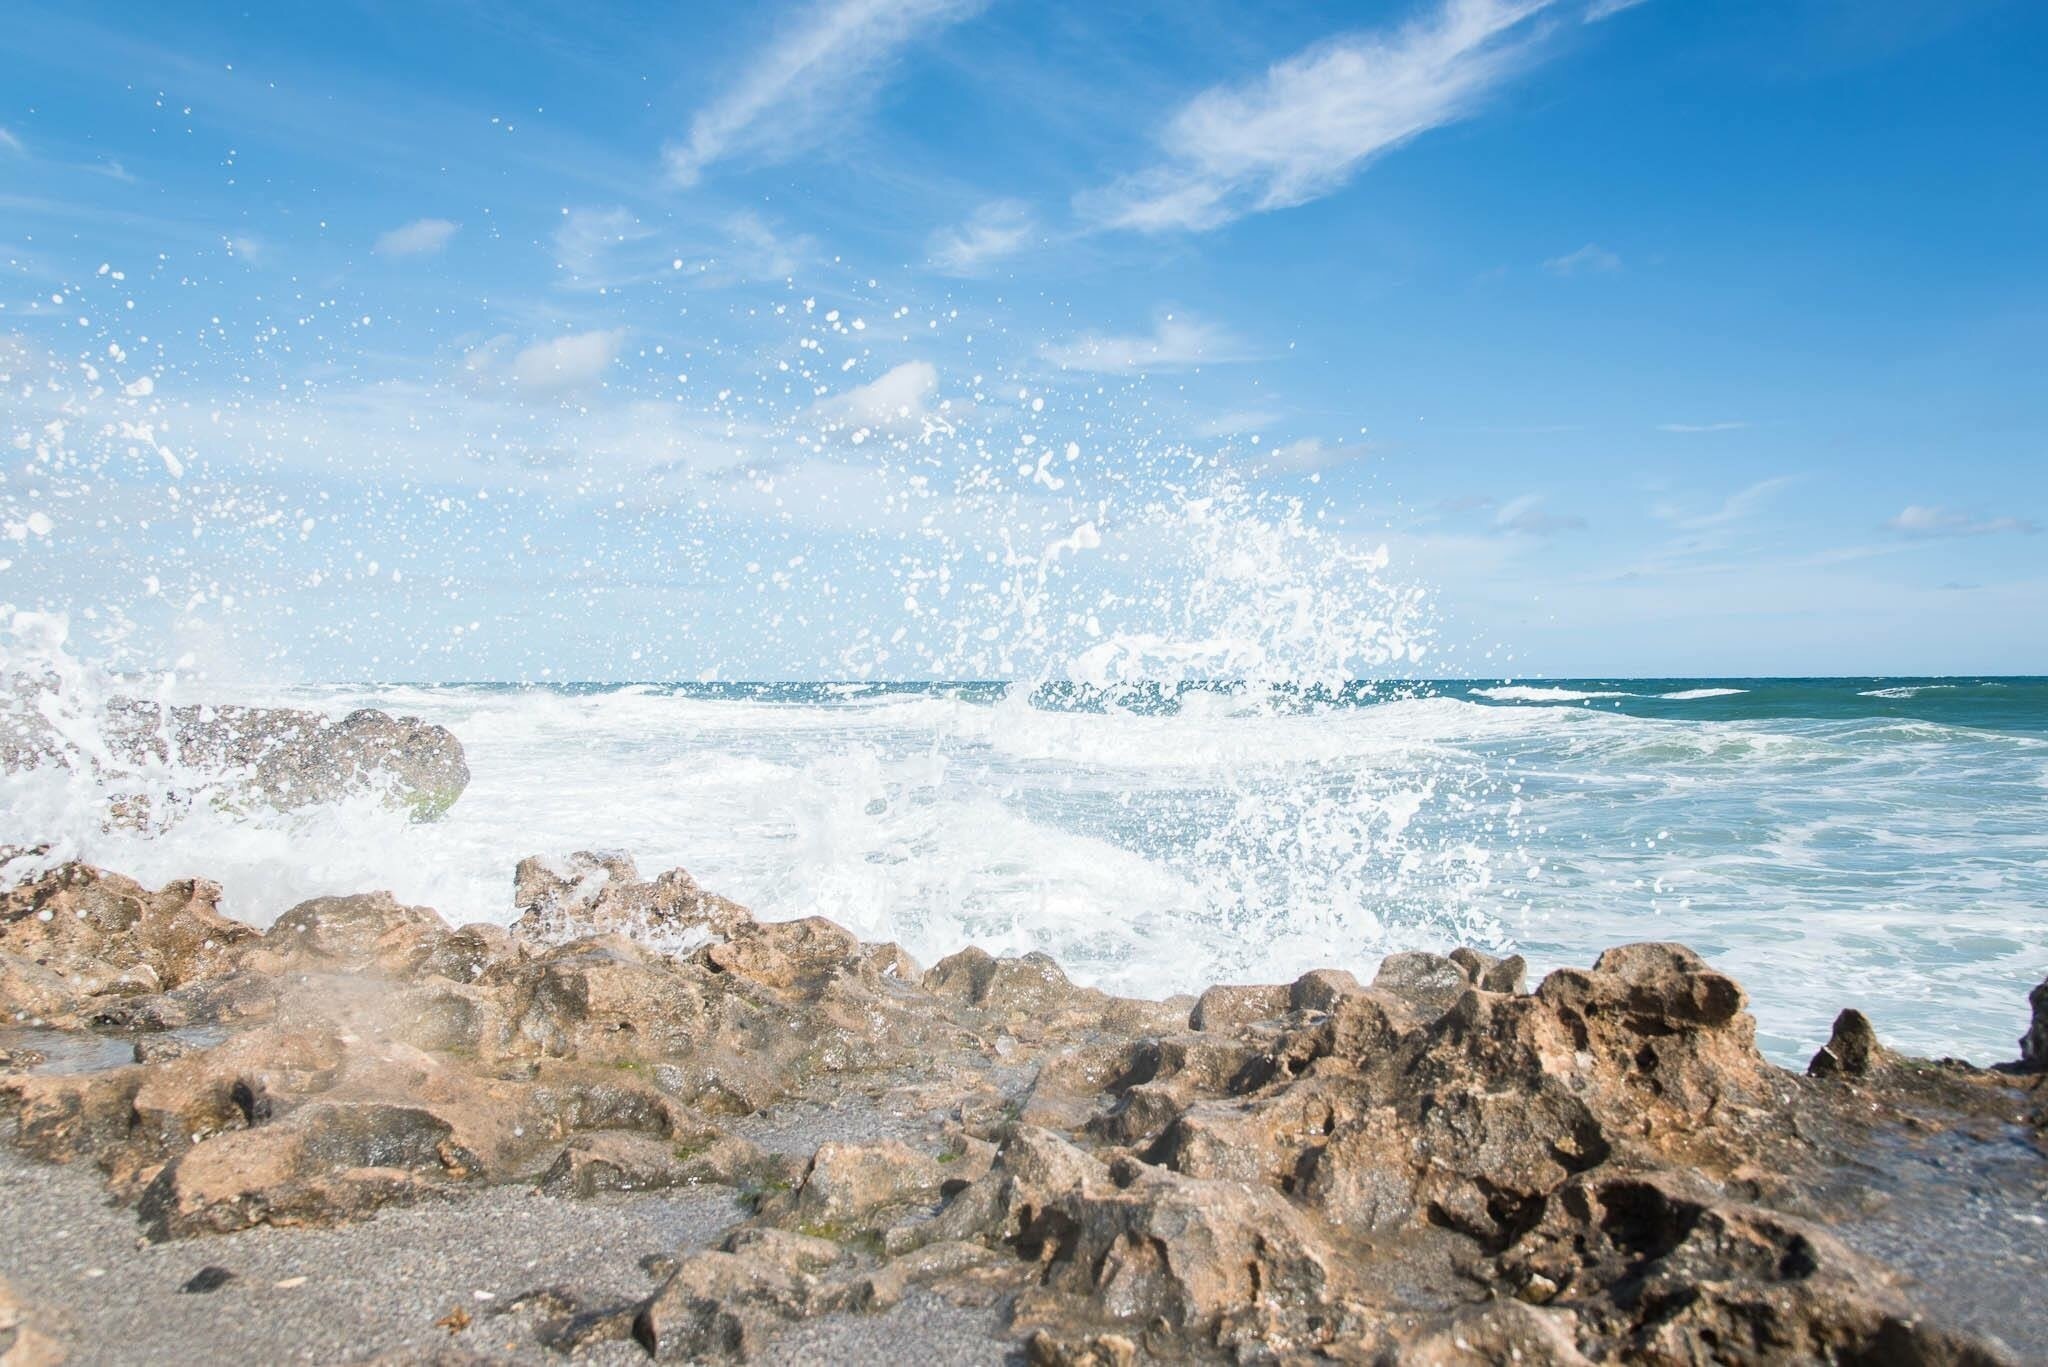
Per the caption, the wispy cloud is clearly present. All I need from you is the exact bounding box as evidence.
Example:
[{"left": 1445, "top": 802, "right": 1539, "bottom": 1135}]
[
  {"left": 0, "top": 127, "right": 24, "bottom": 155},
  {"left": 554, "top": 206, "right": 654, "bottom": 283},
  {"left": 1584, "top": 0, "right": 1650, "bottom": 21},
  {"left": 1543, "top": 242, "right": 1621, "bottom": 275},
  {"left": 664, "top": 0, "right": 986, "bottom": 186},
  {"left": 1079, "top": 0, "right": 1552, "bottom": 233},
  {"left": 1657, "top": 420, "right": 1747, "bottom": 433},
  {"left": 466, "top": 329, "right": 627, "bottom": 393},
  {"left": 1886, "top": 505, "right": 2039, "bottom": 538},
  {"left": 1040, "top": 313, "right": 1252, "bottom": 373},
  {"left": 376, "top": 218, "right": 460, "bottom": 256},
  {"left": 812, "top": 359, "right": 943, "bottom": 434},
  {"left": 226, "top": 234, "right": 265, "bottom": 263},
  {"left": 928, "top": 200, "right": 1037, "bottom": 275},
  {"left": 1194, "top": 409, "right": 1282, "bottom": 438},
  {"left": 1495, "top": 493, "right": 1586, "bottom": 534},
  {"left": 1258, "top": 436, "right": 1375, "bottom": 472},
  {"left": 1654, "top": 476, "right": 1794, "bottom": 531},
  {"left": 718, "top": 212, "right": 812, "bottom": 281}
]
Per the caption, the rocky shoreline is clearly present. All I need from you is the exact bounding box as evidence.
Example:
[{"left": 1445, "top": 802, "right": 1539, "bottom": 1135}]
[
  {"left": 0, "top": 700, "right": 470, "bottom": 824},
  {"left": 2, "top": 853, "right": 2044, "bottom": 1365}
]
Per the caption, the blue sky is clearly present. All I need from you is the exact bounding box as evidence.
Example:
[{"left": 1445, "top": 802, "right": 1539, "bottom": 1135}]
[{"left": 2, "top": 0, "right": 2043, "bottom": 680}]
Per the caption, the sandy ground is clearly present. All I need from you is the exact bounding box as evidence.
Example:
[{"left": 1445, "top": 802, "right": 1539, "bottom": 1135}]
[{"left": 0, "top": 1127, "right": 1017, "bottom": 1365}]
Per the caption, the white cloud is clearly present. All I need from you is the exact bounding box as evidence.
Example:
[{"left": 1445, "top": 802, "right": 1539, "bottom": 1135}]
[
  {"left": 1584, "top": 0, "right": 1650, "bottom": 20},
  {"left": 1040, "top": 313, "right": 1251, "bottom": 373},
  {"left": 556, "top": 208, "right": 810, "bottom": 289},
  {"left": 0, "top": 127, "right": 23, "bottom": 155},
  {"left": 1655, "top": 476, "right": 1793, "bottom": 531},
  {"left": 1194, "top": 408, "right": 1282, "bottom": 438},
  {"left": 928, "top": 200, "right": 1037, "bottom": 275},
  {"left": 376, "top": 218, "right": 460, "bottom": 256},
  {"left": 1657, "top": 420, "right": 1747, "bottom": 433},
  {"left": 720, "top": 212, "right": 811, "bottom": 281},
  {"left": 664, "top": 0, "right": 986, "bottom": 186},
  {"left": 817, "top": 359, "right": 940, "bottom": 426},
  {"left": 1080, "top": 0, "right": 1552, "bottom": 233},
  {"left": 467, "top": 329, "right": 627, "bottom": 393},
  {"left": 227, "top": 235, "right": 265, "bottom": 263},
  {"left": 1886, "top": 505, "right": 2039, "bottom": 538},
  {"left": 1258, "top": 436, "right": 1374, "bottom": 472},
  {"left": 1494, "top": 493, "right": 1586, "bottom": 534},
  {"left": 554, "top": 206, "right": 654, "bottom": 282},
  {"left": 1543, "top": 242, "right": 1621, "bottom": 275}
]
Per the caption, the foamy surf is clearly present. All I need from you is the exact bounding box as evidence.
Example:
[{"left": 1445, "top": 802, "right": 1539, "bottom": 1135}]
[{"left": 7, "top": 645, "right": 2045, "bottom": 1066}]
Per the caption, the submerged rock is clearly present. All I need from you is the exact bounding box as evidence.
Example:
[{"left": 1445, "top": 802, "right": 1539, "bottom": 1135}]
[
  {"left": 3, "top": 700, "right": 469, "bottom": 821},
  {"left": 2, "top": 857, "right": 2043, "bottom": 1364}
]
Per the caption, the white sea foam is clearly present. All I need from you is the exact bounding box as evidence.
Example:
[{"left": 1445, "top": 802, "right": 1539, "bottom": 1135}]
[
  {"left": 1859, "top": 684, "right": 1956, "bottom": 699},
  {"left": 1659, "top": 687, "right": 1749, "bottom": 700},
  {"left": 7, "top": 643, "right": 2047, "bottom": 1064},
  {"left": 1472, "top": 685, "right": 1632, "bottom": 703}
]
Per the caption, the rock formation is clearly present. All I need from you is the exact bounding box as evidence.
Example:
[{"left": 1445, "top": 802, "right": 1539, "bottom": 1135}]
[
  {"left": 1, "top": 700, "right": 469, "bottom": 821},
  {"left": 3, "top": 858, "right": 2043, "bottom": 1363}
]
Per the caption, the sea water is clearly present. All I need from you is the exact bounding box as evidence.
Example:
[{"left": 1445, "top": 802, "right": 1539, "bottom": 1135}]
[
  {"left": 3, "top": 263, "right": 2043, "bottom": 1073},
  {"left": 6, "top": 670, "right": 2043, "bottom": 1068}
]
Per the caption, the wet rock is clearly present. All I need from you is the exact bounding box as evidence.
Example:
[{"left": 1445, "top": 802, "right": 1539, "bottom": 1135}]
[
  {"left": 108, "top": 701, "right": 469, "bottom": 819},
  {"left": 418, "top": 923, "right": 519, "bottom": 984},
  {"left": 260, "top": 892, "right": 448, "bottom": 974},
  {"left": 924, "top": 948, "right": 1074, "bottom": 1018},
  {"left": 1, "top": 859, "right": 2040, "bottom": 1365},
  {"left": 1188, "top": 982, "right": 1290, "bottom": 1032},
  {"left": 1372, "top": 950, "right": 1471, "bottom": 1007},
  {"left": 2022, "top": 977, "right": 2048, "bottom": 1071},
  {"left": 511, "top": 936, "right": 710, "bottom": 1061},
  {"left": 1449, "top": 945, "right": 1528, "bottom": 994},
  {"left": 2, "top": 701, "right": 469, "bottom": 821},
  {"left": 2, "top": 865, "right": 255, "bottom": 1024},
  {"left": 514, "top": 851, "right": 749, "bottom": 948},
  {"left": 1499, "top": 1172, "right": 2017, "bottom": 1364},
  {"left": 704, "top": 917, "right": 861, "bottom": 994},
  {"left": 1810, "top": 1007, "right": 1885, "bottom": 1077}
]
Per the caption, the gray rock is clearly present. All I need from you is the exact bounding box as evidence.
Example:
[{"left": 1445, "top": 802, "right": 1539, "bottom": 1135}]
[
  {"left": 2022, "top": 977, "right": 2048, "bottom": 1071},
  {"left": 4, "top": 699, "right": 469, "bottom": 821}
]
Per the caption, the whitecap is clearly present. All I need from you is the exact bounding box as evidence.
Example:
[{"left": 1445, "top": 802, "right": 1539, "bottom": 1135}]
[{"left": 1472, "top": 685, "right": 1632, "bottom": 703}]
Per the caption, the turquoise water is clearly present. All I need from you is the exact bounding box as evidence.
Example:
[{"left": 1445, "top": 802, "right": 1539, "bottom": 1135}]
[{"left": 9, "top": 676, "right": 2045, "bottom": 1068}]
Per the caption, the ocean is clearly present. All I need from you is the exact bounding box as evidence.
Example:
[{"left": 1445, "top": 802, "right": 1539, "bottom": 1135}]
[{"left": 8, "top": 674, "right": 2043, "bottom": 1069}]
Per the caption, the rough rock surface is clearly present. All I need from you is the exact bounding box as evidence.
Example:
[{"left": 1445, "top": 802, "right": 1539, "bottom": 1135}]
[
  {"left": 0, "top": 700, "right": 469, "bottom": 821},
  {"left": 3, "top": 858, "right": 2044, "bottom": 1364}
]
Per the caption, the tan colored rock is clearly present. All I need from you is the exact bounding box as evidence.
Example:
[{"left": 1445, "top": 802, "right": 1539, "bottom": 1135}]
[
  {"left": 262, "top": 891, "right": 448, "bottom": 974},
  {"left": 513, "top": 851, "right": 750, "bottom": 948},
  {"left": 536, "top": 1128, "right": 768, "bottom": 1196},
  {"left": 0, "top": 858, "right": 2037, "bottom": 1366},
  {"left": 0, "top": 1276, "right": 67, "bottom": 1367},
  {"left": 2, "top": 865, "right": 254, "bottom": 1022},
  {"left": 793, "top": 1139, "right": 947, "bottom": 1227},
  {"left": 1188, "top": 982, "right": 1291, "bottom": 1032}
]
